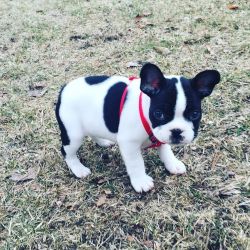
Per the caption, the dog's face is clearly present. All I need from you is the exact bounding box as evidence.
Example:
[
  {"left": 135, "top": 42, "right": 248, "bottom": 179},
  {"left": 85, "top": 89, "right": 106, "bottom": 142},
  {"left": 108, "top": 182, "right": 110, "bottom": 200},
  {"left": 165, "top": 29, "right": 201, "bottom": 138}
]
[{"left": 140, "top": 63, "right": 220, "bottom": 145}]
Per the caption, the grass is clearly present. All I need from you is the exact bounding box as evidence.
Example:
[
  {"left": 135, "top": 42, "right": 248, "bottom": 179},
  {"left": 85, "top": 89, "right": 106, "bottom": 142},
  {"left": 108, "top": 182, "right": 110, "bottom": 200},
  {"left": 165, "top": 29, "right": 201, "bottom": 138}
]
[{"left": 0, "top": 0, "right": 249, "bottom": 249}]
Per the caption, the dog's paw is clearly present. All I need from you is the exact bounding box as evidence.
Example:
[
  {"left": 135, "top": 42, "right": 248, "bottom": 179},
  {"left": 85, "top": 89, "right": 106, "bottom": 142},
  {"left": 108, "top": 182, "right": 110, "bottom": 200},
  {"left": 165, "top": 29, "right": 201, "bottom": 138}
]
[
  {"left": 130, "top": 174, "right": 154, "bottom": 193},
  {"left": 70, "top": 164, "right": 91, "bottom": 178},
  {"left": 165, "top": 160, "right": 186, "bottom": 175}
]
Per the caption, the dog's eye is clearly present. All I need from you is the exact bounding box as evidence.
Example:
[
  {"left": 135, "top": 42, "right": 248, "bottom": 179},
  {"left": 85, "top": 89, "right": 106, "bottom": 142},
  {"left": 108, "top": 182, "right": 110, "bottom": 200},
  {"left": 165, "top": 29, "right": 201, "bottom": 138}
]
[
  {"left": 153, "top": 110, "right": 165, "bottom": 121},
  {"left": 189, "top": 111, "right": 201, "bottom": 121}
]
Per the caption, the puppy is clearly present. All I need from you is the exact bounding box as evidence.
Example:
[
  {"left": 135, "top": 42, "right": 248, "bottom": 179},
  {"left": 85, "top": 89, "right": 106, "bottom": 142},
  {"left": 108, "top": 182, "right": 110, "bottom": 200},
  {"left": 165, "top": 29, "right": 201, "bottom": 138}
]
[{"left": 55, "top": 63, "right": 220, "bottom": 192}]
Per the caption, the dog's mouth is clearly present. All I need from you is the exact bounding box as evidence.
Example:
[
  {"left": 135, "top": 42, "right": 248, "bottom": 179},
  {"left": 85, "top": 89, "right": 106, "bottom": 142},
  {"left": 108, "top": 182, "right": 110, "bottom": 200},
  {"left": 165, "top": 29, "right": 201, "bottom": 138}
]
[
  {"left": 153, "top": 127, "right": 195, "bottom": 145},
  {"left": 169, "top": 137, "right": 194, "bottom": 145},
  {"left": 170, "top": 134, "right": 184, "bottom": 144}
]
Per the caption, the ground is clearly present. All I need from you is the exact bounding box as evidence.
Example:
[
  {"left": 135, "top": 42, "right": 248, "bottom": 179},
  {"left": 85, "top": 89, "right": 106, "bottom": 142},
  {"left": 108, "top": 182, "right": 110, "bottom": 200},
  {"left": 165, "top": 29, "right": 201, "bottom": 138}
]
[{"left": 0, "top": 0, "right": 249, "bottom": 249}]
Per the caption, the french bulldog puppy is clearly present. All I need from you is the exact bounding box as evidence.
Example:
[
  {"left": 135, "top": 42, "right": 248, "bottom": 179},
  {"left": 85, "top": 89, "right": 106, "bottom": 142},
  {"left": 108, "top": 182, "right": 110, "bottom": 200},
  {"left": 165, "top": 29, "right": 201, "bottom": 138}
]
[{"left": 56, "top": 63, "right": 220, "bottom": 192}]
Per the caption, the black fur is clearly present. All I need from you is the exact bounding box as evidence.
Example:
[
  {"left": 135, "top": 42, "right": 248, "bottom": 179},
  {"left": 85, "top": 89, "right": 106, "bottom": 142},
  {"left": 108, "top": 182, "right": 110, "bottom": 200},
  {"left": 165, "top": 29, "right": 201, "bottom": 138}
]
[
  {"left": 170, "top": 129, "right": 183, "bottom": 144},
  {"left": 180, "top": 77, "right": 202, "bottom": 138},
  {"left": 140, "top": 63, "right": 179, "bottom": 129},
  {"left": 103, "top": 82, "right": 128, "bottom": 133},
  {"left": 191, "top": 70, "right": 220, "bottom": 98},
  {"left": 55, "top": 85, "right": 70, "bottom": 149},
  {"left": 61, "top": 146, "right": 66, "bottom": 157},
  {"left": 140, "top": 63, "right": 220, "bottom": 142},
  {"left": 140, "top": 63, "right": 165, "bottom": 97},
  {"left": 85, "top": 75, "right": 109, "bottom": 85},
  {"left": 149, "top": 77, "right": 178, "bottom": 128}
]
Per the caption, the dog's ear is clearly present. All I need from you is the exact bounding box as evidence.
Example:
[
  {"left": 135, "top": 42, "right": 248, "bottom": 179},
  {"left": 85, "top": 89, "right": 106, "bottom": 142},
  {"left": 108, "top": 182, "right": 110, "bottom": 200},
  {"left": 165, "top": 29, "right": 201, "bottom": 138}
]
[
  {"left": 140, "top": 63, "right": 165, "bottom": 97},
  {"left": 192, "top": 70, "right": 220, "bottom": 99}
]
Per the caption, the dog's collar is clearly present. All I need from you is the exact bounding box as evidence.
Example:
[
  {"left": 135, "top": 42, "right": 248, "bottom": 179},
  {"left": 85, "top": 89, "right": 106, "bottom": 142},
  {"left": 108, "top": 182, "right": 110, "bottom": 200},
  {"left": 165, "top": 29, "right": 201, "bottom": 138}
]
[{"left": 119, "top": 76, "right": 165, "bottom": 149}]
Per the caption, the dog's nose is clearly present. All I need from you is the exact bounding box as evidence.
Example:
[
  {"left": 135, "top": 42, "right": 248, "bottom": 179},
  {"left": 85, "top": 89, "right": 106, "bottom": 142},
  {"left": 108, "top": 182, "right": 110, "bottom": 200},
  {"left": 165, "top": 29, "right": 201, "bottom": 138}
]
[
  {"left": 171, "top": 129, "right": 183, "bottom": 137},
  {"left": 170, "top": 129, "right": 183, "bottom": 144}
]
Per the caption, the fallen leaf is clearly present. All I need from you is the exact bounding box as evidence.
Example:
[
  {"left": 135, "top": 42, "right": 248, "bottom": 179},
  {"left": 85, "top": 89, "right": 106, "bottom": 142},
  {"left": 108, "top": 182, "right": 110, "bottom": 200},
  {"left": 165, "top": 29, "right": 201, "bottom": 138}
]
[
  {"left": 144, "top": 240, "right": 154, "bottom": 248},
  {"left": 0, "top": 91, "right": 7, "bottom": 97},
  {"left": 66, "top": 203, "right": 80, "bottom": 211},
  {"left": 28, "top": 182, "right": 42, "bottom": 191},
  {"left": 55, "top": 194, "right": 66, "bottom": 207},
  {"left": 239, "top": 200, "right": 250, "bottom": 211},
  {"left": 211, "top": 152, "right": 220, "bottom": 169},
  {"left": 9, "top": 167, "right": 38, "bottom": 182},
  {"left": 217, "top": 186, "right": 241, "bottom": 198},
  {"left": 69, "top": 35, "right": 87, "bottom": 41},
  {"left": 28, "top": 83, "right": 47, "bottom": 97},
  {"left": 1, "top": 45, "right": 8, "bottom": 51},
  {"left": 154, "top": 46, "right": 171, "bottom": 55},
  {"left": 97, "top": 178, "right": 107, "bottom": 184},
  {"left": 135, "top": 12, "right": 154, "bottom": 29},
  {"left": 103, "top": 189, "right": 112, "bottom": 195},
  {"left": 145, "top": 22, "right": 154, "bottom": 26},
  {"left": 227, "top": 4, "right": 239, "bottom": 10},
  {"left": 130, "top": 201, "right": 144, "bottom": 212},
  {"left": 36, "top": 10, "right": 44, "bottom": 14},
  {"left": 137, "top": 22, "right": 154, "bottom": 29},
  {"left": 127, "top": 235, "right": 134, "bottom": 242},
  {"left": 205, "top": 45, "right": 215, "bottom": 55},
  {"left": 219, "top": 189, "right": 241, "bottom": 198},
  {"left": 10, "top": 37, "right": 16, "bottom": 43},
  {"left": 154, "top": 241, "right": 161, "bottom": 250},
  {"left": 135, "top": 12, "right": 152, "bottom": 19},
  {"left": 91, "top": 176, "right": 109, "bottom": 185},
  {"left": 0, "top": 91, "right": 8, "bottom": 106},
  {"left": 126, "top": 60, "right": 145, "bottom": 68},
  {"left": 96, "top": 194, "right": 107, "bottom": 207},
  {"left": 227, "top": 171, "right": 236, "bottom": 178}
]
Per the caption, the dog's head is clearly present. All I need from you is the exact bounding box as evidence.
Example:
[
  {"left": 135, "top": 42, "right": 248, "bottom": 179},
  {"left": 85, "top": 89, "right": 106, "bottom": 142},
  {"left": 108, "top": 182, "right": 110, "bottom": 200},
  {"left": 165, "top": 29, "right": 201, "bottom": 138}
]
[{"left": 140, "top": 63, "right": 220, "bottom": 145}]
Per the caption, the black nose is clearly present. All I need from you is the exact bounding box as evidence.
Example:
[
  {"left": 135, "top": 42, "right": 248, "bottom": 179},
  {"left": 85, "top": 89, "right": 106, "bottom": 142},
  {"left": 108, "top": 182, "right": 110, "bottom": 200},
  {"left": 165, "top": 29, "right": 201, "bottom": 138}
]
[
  {"left": 171, "top": 129, "right": 183, "bottom": 144},
  {"left": 171, "top": 129, "right": 183, "bottom": 137}
]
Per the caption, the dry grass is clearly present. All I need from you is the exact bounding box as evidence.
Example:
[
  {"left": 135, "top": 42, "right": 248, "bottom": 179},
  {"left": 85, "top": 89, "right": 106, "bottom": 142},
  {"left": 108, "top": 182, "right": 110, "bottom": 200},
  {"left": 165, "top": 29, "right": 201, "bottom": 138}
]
[{"left": 0, "top": 0, "right": 249, "bottom": 249}]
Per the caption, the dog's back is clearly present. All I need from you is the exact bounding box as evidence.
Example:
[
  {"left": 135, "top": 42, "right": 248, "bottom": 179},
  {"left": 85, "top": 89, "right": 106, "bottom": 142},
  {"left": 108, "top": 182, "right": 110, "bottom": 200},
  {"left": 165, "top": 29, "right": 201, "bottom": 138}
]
[{"left": 56, "top": 76, "right": 131, "bottom": 140}]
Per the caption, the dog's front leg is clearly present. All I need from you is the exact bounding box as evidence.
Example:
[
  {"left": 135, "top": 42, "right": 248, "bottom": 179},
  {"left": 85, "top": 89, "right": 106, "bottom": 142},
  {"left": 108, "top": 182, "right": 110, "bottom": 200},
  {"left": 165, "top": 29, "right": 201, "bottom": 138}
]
[
  {"left": 118, "top": 140, "right": 154, "bottom": 192},
  {"left": 158, "top": 144, "right": 186, "bottom": 174}
]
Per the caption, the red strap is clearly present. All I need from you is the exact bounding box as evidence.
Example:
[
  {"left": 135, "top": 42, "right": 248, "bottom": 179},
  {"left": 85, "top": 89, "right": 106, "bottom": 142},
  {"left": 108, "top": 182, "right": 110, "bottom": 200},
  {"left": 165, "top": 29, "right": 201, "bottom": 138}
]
[
  {"left": 119, "top": 86, "right": 128, "bottom": 117},
  {"left": 139, "top": 92, "right": 152, "bottom": 137},
  {"left": 139, "top": 92, "right": 165, "bottom": 149},
  {"left": 128, "top": 76, "right": 138, "bottom": 81},
  {"left": 119, "top": 76, "right": 138, "bottom": 117},
  {"left": 119, "top": 76, "right": 165, "bottom": 149}
]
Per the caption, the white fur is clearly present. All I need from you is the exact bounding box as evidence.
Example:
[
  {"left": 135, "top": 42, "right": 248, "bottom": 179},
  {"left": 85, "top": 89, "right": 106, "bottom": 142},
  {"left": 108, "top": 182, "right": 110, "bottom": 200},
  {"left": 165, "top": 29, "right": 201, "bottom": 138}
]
[
  {"left": 59, "top": 77, "right": 189, "bottom": 192},
  {"left": 153, "top": 77, "right": 194, "bottom": 144},
  {"left": 158, "top": 144, "right": 186, "bottom": 174}
]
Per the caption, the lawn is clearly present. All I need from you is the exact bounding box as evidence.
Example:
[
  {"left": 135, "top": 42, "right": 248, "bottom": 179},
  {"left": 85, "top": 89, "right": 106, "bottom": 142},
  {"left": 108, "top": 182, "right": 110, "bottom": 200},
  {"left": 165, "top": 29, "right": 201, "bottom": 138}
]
[{"left": 0, "top": 0, "right": 249, "bottom": 249}]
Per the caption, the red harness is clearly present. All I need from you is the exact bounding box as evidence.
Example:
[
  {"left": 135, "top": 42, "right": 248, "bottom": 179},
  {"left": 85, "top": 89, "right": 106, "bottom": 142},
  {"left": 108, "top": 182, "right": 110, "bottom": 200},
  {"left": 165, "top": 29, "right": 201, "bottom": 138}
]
[{"left": 119, "top": 76, "right": 165, "bottom": 149}]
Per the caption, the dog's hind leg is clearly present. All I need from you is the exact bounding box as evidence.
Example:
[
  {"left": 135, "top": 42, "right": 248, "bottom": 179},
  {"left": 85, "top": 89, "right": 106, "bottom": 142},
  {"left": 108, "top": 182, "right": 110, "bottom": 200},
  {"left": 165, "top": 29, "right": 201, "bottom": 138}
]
[
  {"left": 63, "top": 131, "right": 91, "bottom": 178},
  {"left": 56, "top": 93, "right": 91, "bottom": 178}
]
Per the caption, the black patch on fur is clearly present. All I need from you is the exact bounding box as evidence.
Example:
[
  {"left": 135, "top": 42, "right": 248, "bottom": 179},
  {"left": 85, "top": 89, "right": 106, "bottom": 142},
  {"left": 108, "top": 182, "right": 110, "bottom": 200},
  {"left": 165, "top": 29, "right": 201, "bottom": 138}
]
[
  {"left": 61, "top": 146, "right": 66, "bottom": 157},
  {"left": 85, "top": 75, "right": 109, "bottom": 85},
  {"left": 149, "top": 78, "right": 178, "bottom": 128},
  {"left": 103, "top": 82, "right": 128, "bottom": 133},
  {"left": 180, "top": 77, "right": 202, "bottom": 137},
  {"left": 55, "top": 85, "right": 70, "bottom": 147}
]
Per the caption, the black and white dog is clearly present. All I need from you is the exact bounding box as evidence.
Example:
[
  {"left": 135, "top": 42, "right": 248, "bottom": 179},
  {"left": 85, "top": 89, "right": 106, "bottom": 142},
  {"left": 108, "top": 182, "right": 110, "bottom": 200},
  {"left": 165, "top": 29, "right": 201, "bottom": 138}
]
[{"left": 56, "top": 63, "right": 220, "bottom": 192}]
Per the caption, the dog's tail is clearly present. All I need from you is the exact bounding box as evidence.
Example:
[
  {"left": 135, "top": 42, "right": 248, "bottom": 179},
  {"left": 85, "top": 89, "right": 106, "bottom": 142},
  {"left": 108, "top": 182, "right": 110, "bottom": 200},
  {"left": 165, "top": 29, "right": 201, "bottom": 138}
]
[{"left": 55, "top": 84, "right": 70, "bottom": 157}]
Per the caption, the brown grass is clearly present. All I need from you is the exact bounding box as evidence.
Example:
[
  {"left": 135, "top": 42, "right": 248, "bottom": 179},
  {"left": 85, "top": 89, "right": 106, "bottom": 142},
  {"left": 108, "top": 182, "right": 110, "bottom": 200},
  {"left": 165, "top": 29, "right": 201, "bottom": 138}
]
[{"left": 0, "top": 0, "right": 249, "bottom": 249}]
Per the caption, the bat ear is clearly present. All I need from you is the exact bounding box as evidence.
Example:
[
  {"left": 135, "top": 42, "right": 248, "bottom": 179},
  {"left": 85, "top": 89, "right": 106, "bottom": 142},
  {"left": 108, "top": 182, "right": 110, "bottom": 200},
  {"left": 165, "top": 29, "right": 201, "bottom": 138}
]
[
  {"left": 192, "top": 70, "right": 221, "bottom": 98},
  {"left": 140, "top": 63, "right": 165, "bottom": 97}
]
